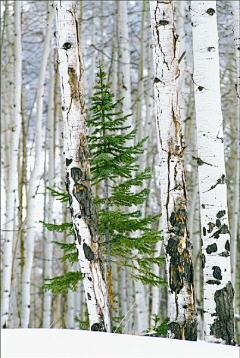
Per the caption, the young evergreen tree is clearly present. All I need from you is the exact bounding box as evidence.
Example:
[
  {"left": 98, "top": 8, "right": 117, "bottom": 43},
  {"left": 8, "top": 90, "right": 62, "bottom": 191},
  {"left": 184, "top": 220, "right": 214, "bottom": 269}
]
[{"left": 42, "top": 64, "right": 165, "bottom": 324}]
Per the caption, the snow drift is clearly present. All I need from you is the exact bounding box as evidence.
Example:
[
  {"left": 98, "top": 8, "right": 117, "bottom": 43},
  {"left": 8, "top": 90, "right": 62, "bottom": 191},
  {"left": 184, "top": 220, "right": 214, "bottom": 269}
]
[{"left": 1, "top": 329, "right": 239, "bottom": 358}]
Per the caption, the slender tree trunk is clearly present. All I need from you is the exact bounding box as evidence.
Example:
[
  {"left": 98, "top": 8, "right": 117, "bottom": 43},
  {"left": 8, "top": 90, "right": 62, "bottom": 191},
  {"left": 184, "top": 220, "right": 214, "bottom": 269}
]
[
  {"left": 135, "top": 0, "right": 146, "bottom": 140},
  {"left": 191, "top": 1, "right": 235, "bottom": 345},
  {"left": 150, "top": 1, "right": 197, "bottom": 340},
  {"left": 90, "top": 1, "right": 96, "bottom": 93},
  {"left": 118, "top": 0, "right": 132, "bottom": 127},
  {"left": 21, "top": 3, "right": 54, "bottom": 328},
  {"left": 151, "top": 222, "right": 163, "bottom": 327},
  {"left": 54, "top": 0, "right": 112, "bottom": 332},
  {"left": 66, "top": 244, "right": 75, "bottom": 330},
  {"left": 1, "top": 1, "right": 22, "bottom": 328},
  {"left": 43, "top": 48, "right": 55, "bottom": 328},
  {"left": 231, "top": 0, "right": 240, "bottom": 296},
  {"left": 176, "top": 1, "right": 187, "bottom": 127}
]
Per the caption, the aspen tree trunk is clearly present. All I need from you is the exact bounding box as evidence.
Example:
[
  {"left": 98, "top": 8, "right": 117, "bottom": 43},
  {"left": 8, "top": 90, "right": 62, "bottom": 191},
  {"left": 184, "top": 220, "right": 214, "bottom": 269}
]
[
  {"left": 191, "top": 1, "right": 235, "bottom": 345},
  {"left": 118, "top": 0, "right": 132, "bottom": 127},
  {"left": 66, "top": 253, "right": 75, "bottom": 330},
  {"left": 176, "top": 0, "right": 187, "bottom": 127},
  {"left": 21, "top": 3, "right": 54, "bottom": 328},
  {"left": 231, "top": 0, "right": 240, "bottom": 294},
  {"left": 90, "top": 1, "right": 96, "bottom": 93},
  {"left": 43, "top": 49, "right": 54, "bottom": 328},
  {"left": 1, "top": 1, "right": 22, "bottom": 328},
  {"left": 150, "top": 1, "right": 197, "bottom": 340},
  {"left": 120, "top": 270, "right": 128, "bottom": 327},
  {"left": 74, "top": 273, "right": 81, "bottom": 329},
  {"left": 135, "top": 0, "right": 146, "bottom": 140},
  {"left": 151, "top": 223, "right": 163, "bottom": 327},
  {"left": 54, "top": 0, "right": 112, "bottom": 332}
]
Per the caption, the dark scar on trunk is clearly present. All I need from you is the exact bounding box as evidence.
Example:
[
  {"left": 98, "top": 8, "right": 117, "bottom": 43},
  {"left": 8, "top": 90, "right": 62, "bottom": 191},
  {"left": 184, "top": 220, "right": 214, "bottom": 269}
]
[
  {"left": 210, "top": 282, "right": 235, "bottom": 345},
  {"left": 83, "top": 243, "right": 94, "bottom": 261}
]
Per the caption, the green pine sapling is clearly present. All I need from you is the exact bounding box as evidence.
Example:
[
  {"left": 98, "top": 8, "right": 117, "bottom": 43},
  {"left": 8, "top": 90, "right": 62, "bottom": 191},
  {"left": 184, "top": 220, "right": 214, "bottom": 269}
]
[{"left": 42, "top": 63, "right": 165, "bottom": 317}]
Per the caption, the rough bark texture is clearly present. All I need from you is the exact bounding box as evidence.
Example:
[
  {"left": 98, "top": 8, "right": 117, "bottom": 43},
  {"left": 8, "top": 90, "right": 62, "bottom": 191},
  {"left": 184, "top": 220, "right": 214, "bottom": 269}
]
[
  {"left": 54, "top": 0, "right": 112, "bottom": 332},
  {"left": 150, "top": 1, "right": 197, "bottom": 340},
  {"left": 191, "top": 1, "right": 235, "bottom": 345}
]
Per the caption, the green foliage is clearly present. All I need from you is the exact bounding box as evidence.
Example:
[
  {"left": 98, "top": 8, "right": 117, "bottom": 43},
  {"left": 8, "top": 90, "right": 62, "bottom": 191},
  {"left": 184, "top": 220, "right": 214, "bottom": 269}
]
[
  {"left": 42, "top": 271, "right": 82, "bottom": 294},
  {"left": 46, "top": 187, "right": 69, "bottom": 202},
  {"left": 87, "top": 63, "right": 164, "bottom": 283},
  {"left": 147, "top": 316, "right": 170, "bottom": 337},
  {"left": 74, "top": 311, "right": 89, "bottom": 330},
  {"left": 41, "top": 221, "right": 74, "bottom": 236},
  {"left": 42, "top": 63, "right": 165, "bottom": 296}
]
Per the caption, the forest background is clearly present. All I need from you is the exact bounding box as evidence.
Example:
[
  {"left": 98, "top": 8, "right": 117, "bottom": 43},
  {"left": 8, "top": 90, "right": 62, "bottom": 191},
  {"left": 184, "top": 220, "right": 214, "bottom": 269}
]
[{"left": 0, "top": 0, "right": 239, "bottom": 346}]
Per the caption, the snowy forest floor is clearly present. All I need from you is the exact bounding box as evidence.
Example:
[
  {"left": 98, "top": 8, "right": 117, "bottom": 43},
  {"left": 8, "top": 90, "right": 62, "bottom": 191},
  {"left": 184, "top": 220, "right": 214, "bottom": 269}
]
[{"left": 1, "top": 329, "right": 239, "bottom": 358}]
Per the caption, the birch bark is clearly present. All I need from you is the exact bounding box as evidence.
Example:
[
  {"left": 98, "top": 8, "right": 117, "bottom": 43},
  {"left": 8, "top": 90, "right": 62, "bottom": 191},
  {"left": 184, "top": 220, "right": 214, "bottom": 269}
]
[
  {"left": 150, "top": 1, "right": 197, "bottom": 340},
  {"left": 21, "top": 3, "right": 54, "bottom": 328},
  {"left": 1, "top": 1, "right": 22, "bottom": 328},
  {"left": 54, "top": 0, "right": 112, "bottom": 332},
  {"left": 231, "top": 1, "right": 240, "bottom": 293},
  {"left": 191, "top": 1, "right": 235, "bottom": 345},
  {"left": 43, "top": 48, "right": 55, "bottom": 328},
  {"left": 118, "top": 0, "right": 132, "bottom": 128}
]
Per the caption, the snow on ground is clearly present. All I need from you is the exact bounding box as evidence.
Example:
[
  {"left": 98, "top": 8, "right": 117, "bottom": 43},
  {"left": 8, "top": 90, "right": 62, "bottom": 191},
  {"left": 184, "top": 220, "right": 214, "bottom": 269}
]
[{"left": 1, "top": 329, "right": 239, "bottom": 358}]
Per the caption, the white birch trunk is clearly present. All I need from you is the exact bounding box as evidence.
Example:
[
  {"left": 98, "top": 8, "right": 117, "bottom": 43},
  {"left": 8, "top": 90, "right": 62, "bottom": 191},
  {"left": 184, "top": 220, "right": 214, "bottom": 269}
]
[
  {"left": 231, "top": 0, "right": 240, "bottom": 294},
  {"left": 74, "top": 277, "right": 81, "bottom": 329},
  {"left": 43, "top": 48, "right": 54, "bottom": 328},
  {"left": 54, "top": 0, "right": 111, "bottom": 332},
  {"left": 176, "top": 0, "right": 187, "bottom": 128},
  {"left": 134, "top": 279, "right": 148, "bottom": 335},
  {"left": 191, "top": 1, "right": 234, "bottom": 345},
  {"left": 150, "top": 1, "right": 197, "bottom": 340},
  {"left": 66, "top": 261, "right": 75, "bottom": 330},
  {"left": 21, "top": 3, "right": 54, "bottom": 328},
  {"left": 120, "top": 269, "right": 127, "bottom": 326},
  {"left": 151, "top": 233, "right": 163, "bottom": 326},
  {"left": 136, "top": 0, "right": 146, "bottom": 141},
  {"left": 90, "top": 1, "right": 96, "bottom": 93},
  {"left": 118, "top": 0, "right": 132, "bottom": 127},
  {"left": 1, "top": 1, "right": 22, "bottom": 328}
]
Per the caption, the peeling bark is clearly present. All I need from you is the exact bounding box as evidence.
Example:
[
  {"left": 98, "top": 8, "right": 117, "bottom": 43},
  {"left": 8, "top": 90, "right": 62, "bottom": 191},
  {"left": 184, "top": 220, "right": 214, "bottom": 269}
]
[
  {"left": 54, "top": 1, "right": 111, "bottom": 332},
  {"left": 191, "top": 1, "right": 235, "bottom": 344},
  {"left": 150, "top": 1, "right": 197, "bottom": 340}
]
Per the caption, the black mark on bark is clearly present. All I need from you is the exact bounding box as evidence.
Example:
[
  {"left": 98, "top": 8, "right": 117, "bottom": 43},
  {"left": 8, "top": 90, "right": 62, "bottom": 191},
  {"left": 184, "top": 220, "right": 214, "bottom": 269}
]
[
  {"left": 225, "top": 240, "right": 230, "bottom": 251},
  {"left": 206, "top": 243, "right": 217, "bottom": 254},
  {"left": 210, "top": 282, "right": 235, "bottom": 345},
  {"left": 66, "top": 158, "right": 72, "bottom": 167},
  {"left": 211, "top": 224, "right": 229, "bottom": 239},
  {"left": 201, "top": 254, "right": 206, "bottom": 268},
  {"left": 212, "top": 266, "right": 222, "bottom": 280},
  {"left": 91, "top": 323, "right": 106, "bottom": 332},
  {"left": 206, "top": 280, "right": 221, "bottom": 285},
  {"left": 207, "top": 222, "right": 215, "bottom": 233},
  {"left": 62, "top": 42, "right": 72, "bottom": 50},
  {"left": 168, "top": 322, "right": 181, "bottom": 339},
  {"left": 206, "top": 8, "right": 215, "bottom": 16},
  {"left": 159, "top": 20, "right": 169, "bottom": 26},
  {"left": 216, "top": 210, "right": 226, "bottom": 219},
  {"left": 216, "top": 219, "right": 221, "bottom": 227},
  {"left": 83, "top": 243, "right": 94, "bottom": 261},
  {"left": 205, "top": 175, "right": 225, "bottom": 192}
]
